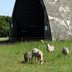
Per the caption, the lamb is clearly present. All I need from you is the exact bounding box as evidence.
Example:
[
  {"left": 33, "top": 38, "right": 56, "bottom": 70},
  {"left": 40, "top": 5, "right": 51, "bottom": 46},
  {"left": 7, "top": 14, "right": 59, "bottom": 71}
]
[
  {"left": 31, "top": 48, "right": 43, "bottom": 64},
  {"left": 24, "top": 51, "right": 31, "bottom": 63},
  {"left": 41, "top": 40, "right": 55, "bottom": 52},
  {"left": 47, "top": 44, "right": 55, "bottom": 52},
  {"left": 62, "top": 47, "right": 69, "bottom": 56}
]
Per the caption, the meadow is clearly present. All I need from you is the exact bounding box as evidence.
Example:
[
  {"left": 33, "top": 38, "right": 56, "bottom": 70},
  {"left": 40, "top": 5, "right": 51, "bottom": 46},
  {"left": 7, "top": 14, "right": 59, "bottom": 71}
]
[{"left": 0, "top": 40, "right": 72, "bottom": 72}]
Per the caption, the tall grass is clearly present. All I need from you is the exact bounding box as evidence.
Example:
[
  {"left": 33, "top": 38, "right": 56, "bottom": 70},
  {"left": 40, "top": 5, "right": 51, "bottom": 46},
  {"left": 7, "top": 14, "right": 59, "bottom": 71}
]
[{"left": 0, "top": 40, "right": 72, "bottom": 72}]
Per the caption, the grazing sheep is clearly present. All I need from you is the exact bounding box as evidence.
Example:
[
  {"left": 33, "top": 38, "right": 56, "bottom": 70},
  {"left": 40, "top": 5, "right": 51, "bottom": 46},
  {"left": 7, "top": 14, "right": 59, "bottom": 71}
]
[
  {"left": 47, "top": 44, "right": 55, "bottom": 52},
  {"left": 31, "top": 48, "right": 43, "bottom": 64},
  {"left": 62, "top": 47, "right": 69, "bottom": 56},
  {"left": 41, "top": 40, "right": 55, "bottom": 52},
  {"left": 24, "top": 51, "right": 31, "bottom": 63}
]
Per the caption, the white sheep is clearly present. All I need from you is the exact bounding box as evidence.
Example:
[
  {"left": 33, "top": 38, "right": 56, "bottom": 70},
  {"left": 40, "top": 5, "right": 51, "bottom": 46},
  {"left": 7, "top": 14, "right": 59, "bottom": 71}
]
[
  {"left": 62, "top": 47, "right": 69, "bottom": 56},
  {"left": 41, "top": 40, "right": 55, "bottom": 52},
  {"left": 31, "top": 48, "right": 43, "bottom": 64},
  {"left": 47, "top": 44, "right": 55, "bottom": 52}
]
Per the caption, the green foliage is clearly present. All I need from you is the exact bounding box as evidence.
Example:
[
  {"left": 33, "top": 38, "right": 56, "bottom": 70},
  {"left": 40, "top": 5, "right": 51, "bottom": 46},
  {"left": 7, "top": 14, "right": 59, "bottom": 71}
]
[
  {"left": 0, "top": 16, "right": 11, "bottom": 37},
  {"left": 0, "top": 40, "right": 72, "bottom": 72}
]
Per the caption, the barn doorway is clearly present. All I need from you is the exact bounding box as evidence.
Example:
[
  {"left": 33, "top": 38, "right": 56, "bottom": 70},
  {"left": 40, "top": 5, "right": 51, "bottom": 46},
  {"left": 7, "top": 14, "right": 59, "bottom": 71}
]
[
  {"left": 17, "top": 0, "right": 44, "bottom": 40},
  {"left": 10, "top": 0, "right": 52, "bottom": 42}
]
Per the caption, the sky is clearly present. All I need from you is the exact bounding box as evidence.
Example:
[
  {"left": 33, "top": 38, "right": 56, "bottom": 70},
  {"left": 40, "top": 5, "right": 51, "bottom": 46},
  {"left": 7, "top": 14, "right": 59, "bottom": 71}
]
[{"left": 0, "top": 0, "right": 15, "bottom": 16}]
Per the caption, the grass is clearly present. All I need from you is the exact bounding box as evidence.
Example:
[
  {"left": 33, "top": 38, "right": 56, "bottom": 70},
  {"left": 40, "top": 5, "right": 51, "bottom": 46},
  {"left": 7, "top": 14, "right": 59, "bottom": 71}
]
[
  {"left": 0, "top": 40, "right": 72, "bottom": 72},
  {"left": 0, "top": 37, "right": 9, "bottom": 41}
]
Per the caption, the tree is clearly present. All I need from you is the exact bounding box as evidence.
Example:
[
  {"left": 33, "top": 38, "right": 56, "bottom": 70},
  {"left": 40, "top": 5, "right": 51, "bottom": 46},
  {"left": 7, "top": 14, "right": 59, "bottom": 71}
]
[{"left": 0, "top": 16, "right": 11, "bottom": 37}]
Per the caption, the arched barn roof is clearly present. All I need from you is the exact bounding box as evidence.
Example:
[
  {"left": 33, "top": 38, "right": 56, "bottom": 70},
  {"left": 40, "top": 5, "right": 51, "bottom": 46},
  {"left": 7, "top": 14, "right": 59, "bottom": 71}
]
[{"left": 9, "top": 0, "right": 72, "bottom": 42}]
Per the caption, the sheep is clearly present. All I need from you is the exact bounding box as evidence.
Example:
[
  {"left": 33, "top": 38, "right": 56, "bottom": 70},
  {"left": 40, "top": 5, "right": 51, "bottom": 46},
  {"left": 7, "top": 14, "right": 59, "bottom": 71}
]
[
  {"left": 47, "top": 44, "right": 55, "bottom": 52},
  {"left": 41, "top": 40, "right": 55, "bottom": 52},
  {"left": 31, "top": 48, "right": 43, "bottom": 64},
  {"left": 62, "top": 47, "right": 69, "bottom": 56},
  {"left": 24, "top": 51, "right": 31, "bottom": 63}
]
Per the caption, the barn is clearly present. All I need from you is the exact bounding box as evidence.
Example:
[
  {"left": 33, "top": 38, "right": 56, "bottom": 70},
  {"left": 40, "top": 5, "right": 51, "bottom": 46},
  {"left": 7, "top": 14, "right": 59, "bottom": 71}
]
[
  {"left": 9, "top": 0, "right": 72, "bottom": 42},
  {"left": 9, "top": 0, "right": 52, "bottom": 42}
]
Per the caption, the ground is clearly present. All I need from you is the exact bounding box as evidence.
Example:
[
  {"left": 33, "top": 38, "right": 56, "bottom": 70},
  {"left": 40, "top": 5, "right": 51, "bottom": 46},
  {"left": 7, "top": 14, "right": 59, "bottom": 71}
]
[{"left": 0, "top": 40, "right": 72, "bottom": 72}]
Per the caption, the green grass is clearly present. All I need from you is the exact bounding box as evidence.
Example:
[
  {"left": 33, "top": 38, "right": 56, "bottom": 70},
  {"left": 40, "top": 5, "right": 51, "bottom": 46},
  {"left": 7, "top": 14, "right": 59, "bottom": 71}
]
[
  {"left": 0, "top": 37, "right": 9, "bottom": 41},
  {"left": 0, "top": 40, "right": 72, "bottom": 72}
]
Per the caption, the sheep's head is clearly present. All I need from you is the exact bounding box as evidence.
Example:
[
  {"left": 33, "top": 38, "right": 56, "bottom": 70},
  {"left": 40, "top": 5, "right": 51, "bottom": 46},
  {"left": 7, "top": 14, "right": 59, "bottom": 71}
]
[{"left": 40, "top": 59, "right": 43, "bottom": 65}]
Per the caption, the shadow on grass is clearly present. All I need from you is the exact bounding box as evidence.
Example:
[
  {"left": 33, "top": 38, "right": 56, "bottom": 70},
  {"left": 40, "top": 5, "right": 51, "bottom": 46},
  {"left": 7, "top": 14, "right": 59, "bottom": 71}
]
[
  {"left": 0, "top": 40, "right": 12, "bottom": 45},
  {"left": 20, "top": 60, "right": 33, "bottom": 65}
]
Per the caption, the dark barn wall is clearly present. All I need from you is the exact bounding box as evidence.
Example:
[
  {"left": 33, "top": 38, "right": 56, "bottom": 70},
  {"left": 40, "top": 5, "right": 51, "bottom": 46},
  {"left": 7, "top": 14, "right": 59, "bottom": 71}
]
[{"left": 10, "top": 0, "right": 52, "bottom": 42}]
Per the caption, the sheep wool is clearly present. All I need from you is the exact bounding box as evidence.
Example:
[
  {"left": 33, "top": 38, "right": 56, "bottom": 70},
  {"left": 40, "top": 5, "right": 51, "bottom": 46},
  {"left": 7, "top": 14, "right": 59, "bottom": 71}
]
[
  {"left": 47, "top": 44, "right": 55, "bottom": 52},
  {"left": 62, "top": 47, "right": 69, "bottom": 55},
  {"left": 24, "top": 52, "right": 31, "bottom": 63},
  {"left": 32, "top": 48, "right": 43, "bottom": 64}
]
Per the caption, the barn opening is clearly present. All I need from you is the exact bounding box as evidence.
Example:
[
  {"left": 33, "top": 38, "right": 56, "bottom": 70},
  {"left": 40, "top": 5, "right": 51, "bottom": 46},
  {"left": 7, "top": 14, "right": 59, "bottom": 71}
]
[{"left": 9, "top": 0, "right": 52, "bottom": 42}]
